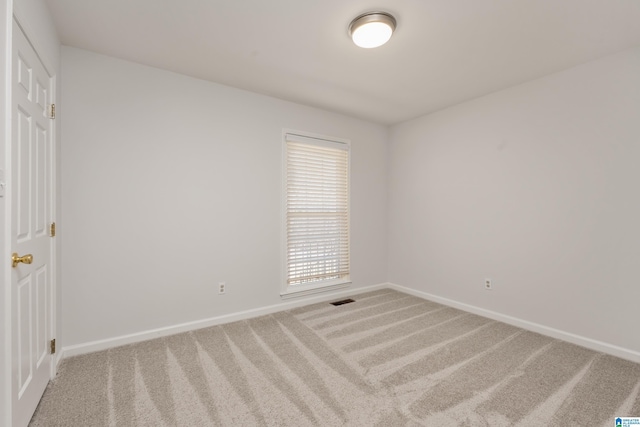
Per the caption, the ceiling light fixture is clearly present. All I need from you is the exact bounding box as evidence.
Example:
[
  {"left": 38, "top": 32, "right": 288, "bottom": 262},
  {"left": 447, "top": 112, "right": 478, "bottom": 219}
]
[{"left": 349, "top": 12, "right": 396, "bottom": 49}]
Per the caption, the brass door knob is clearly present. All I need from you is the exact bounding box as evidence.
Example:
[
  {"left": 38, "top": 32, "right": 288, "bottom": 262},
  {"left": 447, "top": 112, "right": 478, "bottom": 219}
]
[{"left": 12, "top": 253, "right": 33, "bottom": 268}]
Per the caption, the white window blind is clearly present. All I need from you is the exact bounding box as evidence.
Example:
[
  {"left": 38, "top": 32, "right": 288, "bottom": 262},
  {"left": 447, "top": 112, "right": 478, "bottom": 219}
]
[{"left": 285, "top": 133, "right": 350, "bottom": 288}]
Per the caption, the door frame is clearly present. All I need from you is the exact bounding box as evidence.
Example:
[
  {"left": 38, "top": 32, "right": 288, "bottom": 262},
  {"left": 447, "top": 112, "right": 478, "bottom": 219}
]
[
  {"left": 1, "top": 6, "right": 58, "bottom": 426},
  {"left": 2, "top": 1, "right": 15, "bottom": 425}
]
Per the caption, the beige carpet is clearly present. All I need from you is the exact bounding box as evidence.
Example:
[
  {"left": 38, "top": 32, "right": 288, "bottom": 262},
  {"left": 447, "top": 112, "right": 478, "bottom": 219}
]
[{"left": 30, "top": 289, "right": 640, "bottom": 426}]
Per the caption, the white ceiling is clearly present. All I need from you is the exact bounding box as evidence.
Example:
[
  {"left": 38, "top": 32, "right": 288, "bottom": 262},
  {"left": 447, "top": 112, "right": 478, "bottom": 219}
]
[{"left": 44, "top": 0, "right": 640, "bottom": 125}]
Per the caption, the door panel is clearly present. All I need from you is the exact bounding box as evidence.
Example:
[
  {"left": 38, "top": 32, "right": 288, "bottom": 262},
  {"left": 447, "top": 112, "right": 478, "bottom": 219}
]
[
  {"left": 17, "top": 275, "right": 32, "bottom": 396},
  {"left": 36, "top": 266, "right": 48, "bottom": 366},
  {"left": 16, "top": 108, "right": 31, "bottom": 242},
  {"left": 11, "top": 21, "right": 54, "bottom": 427},
  {"left": 36, "top": 124, "right": 47, "bottom": 236}
]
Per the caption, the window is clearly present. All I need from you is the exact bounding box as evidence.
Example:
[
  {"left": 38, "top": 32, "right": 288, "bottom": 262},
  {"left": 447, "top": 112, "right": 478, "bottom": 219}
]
[{"left": 283, "top": 132, "right": 350, "bottom": 296}]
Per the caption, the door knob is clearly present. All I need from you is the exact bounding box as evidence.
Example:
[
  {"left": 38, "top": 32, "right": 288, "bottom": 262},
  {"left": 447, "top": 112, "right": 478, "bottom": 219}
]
[{"left": 12, "top": 253, "right": 33, "bottom": 268}]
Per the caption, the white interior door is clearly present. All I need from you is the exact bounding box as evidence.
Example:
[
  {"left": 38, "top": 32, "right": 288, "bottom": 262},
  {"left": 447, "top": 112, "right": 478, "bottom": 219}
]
[{"left": 11, "top": 20, "right": 55, "bottom": 427}]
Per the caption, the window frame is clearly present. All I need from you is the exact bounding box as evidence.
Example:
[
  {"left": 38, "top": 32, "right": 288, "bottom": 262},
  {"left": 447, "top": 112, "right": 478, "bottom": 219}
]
[{"left": 281, "top": 130, "right": 351, "bottom": 298}]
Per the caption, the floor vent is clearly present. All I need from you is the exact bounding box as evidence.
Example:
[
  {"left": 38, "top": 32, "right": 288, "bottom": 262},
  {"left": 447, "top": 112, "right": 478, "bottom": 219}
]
[{"left": 330, "top": 298, "right": 355, "bottom": 306}]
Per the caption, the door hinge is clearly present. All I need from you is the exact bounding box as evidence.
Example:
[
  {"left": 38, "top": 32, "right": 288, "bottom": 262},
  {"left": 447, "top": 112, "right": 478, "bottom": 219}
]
[
  {"left": 49, "top": 104, "right": 55, "bottom": 119},
  {"left": 50, "top": 222, "right": 56, "bottom": 237},
  {"left": 50, "top": 339, "right": 56, "bottom": 354}
]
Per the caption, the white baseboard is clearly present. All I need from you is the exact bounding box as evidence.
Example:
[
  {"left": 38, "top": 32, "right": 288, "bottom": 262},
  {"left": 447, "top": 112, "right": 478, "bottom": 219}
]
[
  {"left": 59, "top": 282, "right": 390, "bottom": 360},
  {"left": 388, "top": 283, "right": 640, "bottom": 364},
  {"left": 60, "top": 281, "right": 640, "bottom": 364}
]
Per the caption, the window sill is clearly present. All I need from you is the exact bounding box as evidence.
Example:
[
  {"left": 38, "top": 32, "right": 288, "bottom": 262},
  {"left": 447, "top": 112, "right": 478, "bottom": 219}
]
[{"left": 280, "top": 280, "right": 352, "bottom": 300}]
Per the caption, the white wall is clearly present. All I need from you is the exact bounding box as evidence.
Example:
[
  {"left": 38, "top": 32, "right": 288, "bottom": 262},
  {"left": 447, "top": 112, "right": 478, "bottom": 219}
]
[
  {"left": 388, "top": 46, "right": 640, "bottom": 356},
  {"left": 60, "top": 47, "right": 388, "bottom": 348}
]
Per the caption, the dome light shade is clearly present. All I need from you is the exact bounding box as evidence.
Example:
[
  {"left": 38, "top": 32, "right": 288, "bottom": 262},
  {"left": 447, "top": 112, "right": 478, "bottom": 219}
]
[{"left": 349, "top": 12, "right": 396, "bottom": 48}]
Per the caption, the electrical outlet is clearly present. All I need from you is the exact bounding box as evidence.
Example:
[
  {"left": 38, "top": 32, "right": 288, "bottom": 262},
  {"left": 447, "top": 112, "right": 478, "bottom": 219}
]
[
  {"left": 485, "top": 279, "right": 492, "bottom": 290},
  {"left": 218, "top": 282, "right": 226, "bottom": 294}
]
